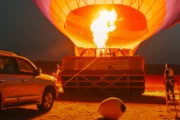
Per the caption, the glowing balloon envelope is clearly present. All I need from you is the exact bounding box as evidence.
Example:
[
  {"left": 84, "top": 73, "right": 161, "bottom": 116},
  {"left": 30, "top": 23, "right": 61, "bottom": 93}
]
[{"left": 33, "top": 0, "right": 180, "bottom": 56}]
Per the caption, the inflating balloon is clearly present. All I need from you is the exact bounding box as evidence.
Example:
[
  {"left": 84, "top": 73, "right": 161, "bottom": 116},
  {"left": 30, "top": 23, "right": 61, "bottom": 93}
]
[
  {"left": 98, "top": 97, "right": 126, "bottom": 119},
  {"left": 33, "top": 0, "right": 180, "bottom": 56}
]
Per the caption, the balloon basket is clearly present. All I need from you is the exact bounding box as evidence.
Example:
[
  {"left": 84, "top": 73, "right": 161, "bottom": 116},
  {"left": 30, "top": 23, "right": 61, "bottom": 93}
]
[{"left": 60, "top": 56, "right": 145, "bottom": 94}]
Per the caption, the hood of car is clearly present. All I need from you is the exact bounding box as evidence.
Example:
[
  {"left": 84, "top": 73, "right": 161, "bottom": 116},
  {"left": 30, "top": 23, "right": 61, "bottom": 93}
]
[{"left": 36, "top": 73, "right": 57, "bottom": 82}]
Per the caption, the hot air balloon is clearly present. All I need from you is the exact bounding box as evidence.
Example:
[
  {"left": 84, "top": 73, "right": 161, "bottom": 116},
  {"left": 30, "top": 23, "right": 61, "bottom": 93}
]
[
  {"left": 33, "top": 0, "right": 180, "bottom": 56},
  {"left": 33, "top": 0, "right": 180, "bottom": 93}
]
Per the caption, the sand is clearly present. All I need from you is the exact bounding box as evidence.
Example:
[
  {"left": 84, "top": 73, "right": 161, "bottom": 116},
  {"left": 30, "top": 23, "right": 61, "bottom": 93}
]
[
  {"left": 0, "top": 92, "right": 179, "bottom": 120},
  {"left": 1, "top": 75, "right": 180, "bottom": 120},
  {"left": 32, "top": 101, "right": 169, "bottom": 120},
  {"left": 0, "top": 101, "right": 170, "bottom": 120}
]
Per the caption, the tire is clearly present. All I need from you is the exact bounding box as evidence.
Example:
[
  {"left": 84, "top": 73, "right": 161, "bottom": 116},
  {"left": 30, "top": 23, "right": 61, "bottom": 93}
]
[{"left": 37, "top": 88, "right": 54, "bottom": 112}]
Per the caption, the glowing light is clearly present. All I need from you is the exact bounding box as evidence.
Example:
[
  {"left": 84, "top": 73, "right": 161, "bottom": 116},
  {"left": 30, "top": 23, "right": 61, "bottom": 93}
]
[{"left": 90, "top": 9, "right": 117, "bottom": 48}]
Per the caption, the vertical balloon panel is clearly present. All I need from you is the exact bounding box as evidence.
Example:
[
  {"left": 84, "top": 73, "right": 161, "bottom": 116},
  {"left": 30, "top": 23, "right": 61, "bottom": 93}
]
[{"left": 49, "top": 0, "right": 67, "bottom": 36}]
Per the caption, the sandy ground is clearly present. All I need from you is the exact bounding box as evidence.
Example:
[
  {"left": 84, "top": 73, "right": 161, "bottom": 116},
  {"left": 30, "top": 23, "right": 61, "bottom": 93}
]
[
  {"left": 7, "top": 102, "right": 170, "bottom": 120},
  {"left": 0, "top": 92, "right": 178, "bottom": 120},
  {"left": 1, "top": 75, "right": 180, "bottom": 120}
]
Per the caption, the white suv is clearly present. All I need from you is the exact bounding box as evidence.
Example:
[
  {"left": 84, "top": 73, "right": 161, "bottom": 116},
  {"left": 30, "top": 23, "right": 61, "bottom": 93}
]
[{"left": 0, "top": 50, "right": 63, "bottom": 112}]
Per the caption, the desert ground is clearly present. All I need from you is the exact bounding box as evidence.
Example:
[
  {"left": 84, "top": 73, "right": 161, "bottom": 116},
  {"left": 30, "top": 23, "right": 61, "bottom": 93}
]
[{"left": 0, "top": 75, "right": 180, "bottom": 120}]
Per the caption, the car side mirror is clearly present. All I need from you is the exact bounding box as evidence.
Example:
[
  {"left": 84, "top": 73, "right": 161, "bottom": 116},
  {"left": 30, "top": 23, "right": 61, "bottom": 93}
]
[{"left": 36, "top": 68, "right": 42, "bottom": 75}]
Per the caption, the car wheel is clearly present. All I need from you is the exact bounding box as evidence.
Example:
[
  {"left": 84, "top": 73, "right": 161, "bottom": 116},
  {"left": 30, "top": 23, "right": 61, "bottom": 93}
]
[{"left": 37, "top": 88, "right": 54, "bottom": 112}]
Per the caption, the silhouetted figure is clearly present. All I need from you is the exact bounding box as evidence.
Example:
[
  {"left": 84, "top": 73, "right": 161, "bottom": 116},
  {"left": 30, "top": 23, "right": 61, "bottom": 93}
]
[
  {"left": 52, "top": 64, "right": 61, "bottom": 80},
  {"left": 112, "top": 52, "right": 116, "bottom": 57},
  {"left": 164, "top": 63, "right": 175, "bottom": 100}
]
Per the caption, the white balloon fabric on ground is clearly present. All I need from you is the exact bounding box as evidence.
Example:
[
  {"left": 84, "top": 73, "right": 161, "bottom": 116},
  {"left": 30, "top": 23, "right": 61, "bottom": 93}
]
[{"left": 98, "top": 97, "right": 126, "bottom": 119}]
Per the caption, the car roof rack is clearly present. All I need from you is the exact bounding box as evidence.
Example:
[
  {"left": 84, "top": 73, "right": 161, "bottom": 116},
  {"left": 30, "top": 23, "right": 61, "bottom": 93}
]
[{"left": 0, "top": 50, "right": 17, "bottom": 56}]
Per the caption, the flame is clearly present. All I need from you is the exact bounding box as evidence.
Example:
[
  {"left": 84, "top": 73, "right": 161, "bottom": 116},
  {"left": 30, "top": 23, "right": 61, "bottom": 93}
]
[{"left": 90, "top": 9, "right": 117, "bottom": 48}]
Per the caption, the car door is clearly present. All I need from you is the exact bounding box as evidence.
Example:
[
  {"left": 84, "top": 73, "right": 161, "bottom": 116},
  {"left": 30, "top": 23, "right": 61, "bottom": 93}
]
[
  {"left": 16, "top": 58, "right": 41, "bottom": 103},
  {"left": 0, "top": 56, "right": 23, "bottom": 107}
]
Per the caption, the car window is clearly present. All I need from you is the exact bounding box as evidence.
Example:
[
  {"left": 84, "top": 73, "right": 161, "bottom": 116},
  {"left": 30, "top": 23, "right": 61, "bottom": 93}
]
[
  {"left": 16, "top": 58, "right": 36, "bottom": 74},
  {"left": 0, "top": 56, "right": 19, "bottom": 74}
]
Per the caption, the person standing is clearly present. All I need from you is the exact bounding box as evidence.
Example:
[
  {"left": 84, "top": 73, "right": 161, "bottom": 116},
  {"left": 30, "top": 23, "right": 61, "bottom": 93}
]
[
  {"left": 52, "top": 64, "right": 62, "bottom": 81},
  {"left": 164, "top": 63, "right": 175, "bottom": 100}
]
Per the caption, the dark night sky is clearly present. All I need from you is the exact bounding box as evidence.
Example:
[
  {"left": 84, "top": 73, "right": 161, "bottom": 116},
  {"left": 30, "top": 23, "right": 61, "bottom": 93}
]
[{"left": 0, "top": 0, "right": 180, "bottom": 64}]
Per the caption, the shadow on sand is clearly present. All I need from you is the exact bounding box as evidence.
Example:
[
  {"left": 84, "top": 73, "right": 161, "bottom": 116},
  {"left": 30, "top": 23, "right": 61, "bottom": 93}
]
[
  {"left": 0, "top": 108, "right": 44, "bottom": 120},
  {"left": 97, "top": 117, "right": 118, "bottom": 120},
  {"left": 58, "top": 92, "right": 166, "bottom": 104}
]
